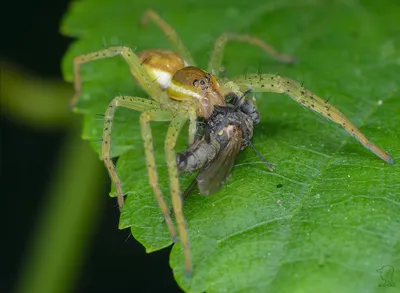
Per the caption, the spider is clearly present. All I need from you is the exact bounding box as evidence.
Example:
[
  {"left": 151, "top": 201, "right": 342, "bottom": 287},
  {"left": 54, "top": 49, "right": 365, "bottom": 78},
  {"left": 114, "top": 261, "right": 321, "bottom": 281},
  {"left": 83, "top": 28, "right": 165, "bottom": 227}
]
[{"left": 70, "top": 9, "right": 393, "bottom": 276}]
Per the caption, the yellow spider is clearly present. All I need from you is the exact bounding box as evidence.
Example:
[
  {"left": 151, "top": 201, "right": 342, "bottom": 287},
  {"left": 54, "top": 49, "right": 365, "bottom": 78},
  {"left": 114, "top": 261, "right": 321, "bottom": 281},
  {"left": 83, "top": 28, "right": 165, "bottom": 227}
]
[{"left": 70, "top": 9, "right": 393, "bottom": 276}]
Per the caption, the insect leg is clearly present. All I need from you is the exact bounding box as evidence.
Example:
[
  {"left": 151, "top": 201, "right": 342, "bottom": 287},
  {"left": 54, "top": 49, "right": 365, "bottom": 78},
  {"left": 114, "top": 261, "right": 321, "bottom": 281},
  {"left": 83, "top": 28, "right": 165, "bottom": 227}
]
[
  {"left": 230, "top": 74, "right": 393, "bottom": 164},
  {"left": 71, "top": 46, "right": 162, "bottom": 107},
  {"left": 208, "top": 33, "right": 297, "bottom": 76},
  {"left": 141, "top": 9, "right": 196, "bottom": 66},
  {"left": 165, "top": 114, "right": 192, "bottom": 275}
]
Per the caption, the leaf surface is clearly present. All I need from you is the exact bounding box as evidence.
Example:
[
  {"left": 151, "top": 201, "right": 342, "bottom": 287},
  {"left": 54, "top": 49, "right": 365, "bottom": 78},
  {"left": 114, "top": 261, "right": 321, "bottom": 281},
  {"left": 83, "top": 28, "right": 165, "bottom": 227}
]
[{"left": 61, "top": 0, "right": 400, "bottom": 292}]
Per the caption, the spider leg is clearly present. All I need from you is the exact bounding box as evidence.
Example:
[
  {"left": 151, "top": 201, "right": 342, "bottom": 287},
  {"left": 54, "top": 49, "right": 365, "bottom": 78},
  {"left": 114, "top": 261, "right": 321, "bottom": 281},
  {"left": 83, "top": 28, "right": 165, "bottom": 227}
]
[
  {"left": 140, "top": 109, "right": 179, "bottom": 241},
  {"left": 141, "top": 9, "right": 196, "bottom": 66},
  {"left": 208, "top": 33, "right": 297, "bottom": 76},
  {"left": 165, "top": 113, "right": 192, "bottom": 275},
  {"left": 228, "top": 74, "right": 394, "bottom": 164},
  {"left": 71, "top": 46, "right": 163, "bottom": 108},
  {"left": 102, "top": 95, "right": 177, "bottom": 241}
]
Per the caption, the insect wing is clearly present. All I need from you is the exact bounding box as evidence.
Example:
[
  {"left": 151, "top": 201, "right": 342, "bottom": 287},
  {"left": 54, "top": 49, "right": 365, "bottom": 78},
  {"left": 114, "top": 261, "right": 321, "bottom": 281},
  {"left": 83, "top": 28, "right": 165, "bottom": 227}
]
[{"left": 197, "top": 126, "right": 243, "bottom": 195}]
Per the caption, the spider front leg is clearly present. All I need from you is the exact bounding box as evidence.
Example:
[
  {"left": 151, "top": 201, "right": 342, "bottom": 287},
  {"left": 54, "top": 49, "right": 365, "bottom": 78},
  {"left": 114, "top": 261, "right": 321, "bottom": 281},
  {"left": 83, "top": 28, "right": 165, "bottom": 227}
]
[
  {"left": 208, "top": 33, "right": 297, "bottom": 76},
  {"left": 71, "top": 46, "right": 162, "bottom": 108},
  {"left": 164, "top": 113, "right": 193, "bottom": 276},
  {"left": 102, "top": 95, "right": 177, "bottom": 240},
  {"left": 229, "top": 74, "right": 394, "bottom": 164},
  {"left": 141, "top": 9, "right": 195, "bottom": 66}
]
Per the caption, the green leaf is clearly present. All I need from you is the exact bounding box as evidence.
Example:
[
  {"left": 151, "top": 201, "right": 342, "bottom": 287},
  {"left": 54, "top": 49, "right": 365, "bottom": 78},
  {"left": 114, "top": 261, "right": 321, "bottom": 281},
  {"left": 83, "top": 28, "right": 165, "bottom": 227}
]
[{"left": 61, "top": 0, "right": 400, "bottom": 292}]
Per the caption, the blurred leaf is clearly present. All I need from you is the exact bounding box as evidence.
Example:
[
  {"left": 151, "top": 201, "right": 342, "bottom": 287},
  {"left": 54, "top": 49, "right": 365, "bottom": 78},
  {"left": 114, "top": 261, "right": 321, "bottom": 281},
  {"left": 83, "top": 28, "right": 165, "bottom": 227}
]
[
  {"left": 61, "top": 0, "right": 400, "bottom": 292},
  {"left": 0, "top": 61, "right": 73, "bottom": 129},
  {"left": 15, "top": 122, "right": 105, "bottom": 293}
]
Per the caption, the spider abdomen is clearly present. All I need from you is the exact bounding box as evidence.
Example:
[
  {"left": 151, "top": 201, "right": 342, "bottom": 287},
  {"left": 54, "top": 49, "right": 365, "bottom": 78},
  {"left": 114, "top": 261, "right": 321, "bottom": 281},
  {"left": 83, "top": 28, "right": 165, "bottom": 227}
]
[{"left": 138, "top": 49, "right": 187, "bottom": 89}]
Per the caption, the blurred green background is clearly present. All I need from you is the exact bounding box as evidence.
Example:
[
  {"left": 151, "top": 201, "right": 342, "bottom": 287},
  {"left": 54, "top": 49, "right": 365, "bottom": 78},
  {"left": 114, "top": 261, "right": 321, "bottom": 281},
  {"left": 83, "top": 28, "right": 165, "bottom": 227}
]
[{"left": 1, "top": 1, "right": 182, "bottom": 293}]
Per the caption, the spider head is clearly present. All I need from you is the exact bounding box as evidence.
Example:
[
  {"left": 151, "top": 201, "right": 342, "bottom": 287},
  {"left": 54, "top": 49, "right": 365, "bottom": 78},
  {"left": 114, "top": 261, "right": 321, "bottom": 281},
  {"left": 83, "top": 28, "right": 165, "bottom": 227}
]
[{"left": 168, "top": 66, "right": 225, "bottom": 119}]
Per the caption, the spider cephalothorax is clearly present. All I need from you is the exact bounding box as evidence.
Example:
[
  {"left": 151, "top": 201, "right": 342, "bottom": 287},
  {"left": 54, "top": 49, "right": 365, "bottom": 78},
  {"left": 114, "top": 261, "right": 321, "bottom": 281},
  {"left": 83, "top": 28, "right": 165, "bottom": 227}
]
[
  {"left": 70, "top": 9, "right": 393, "bottom": 276},
  {"left": 168, "top": 66, "right": 225, "bottom": 118},
  {"left": 138, "top": 49, "right": 186, "bottom": 88}
]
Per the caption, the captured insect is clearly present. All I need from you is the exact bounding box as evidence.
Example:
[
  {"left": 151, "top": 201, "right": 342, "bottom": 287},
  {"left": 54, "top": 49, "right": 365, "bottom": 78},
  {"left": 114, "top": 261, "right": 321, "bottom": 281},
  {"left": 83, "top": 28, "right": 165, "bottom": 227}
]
[
  {"left": 70, "top": 9, "right": 393, "bottom": 275},
  {"left": 168, "top": 94, "right": 260, "bottom": 218},
  {"left": 177, "top": 91, "right": 274, "bottom": 195}
]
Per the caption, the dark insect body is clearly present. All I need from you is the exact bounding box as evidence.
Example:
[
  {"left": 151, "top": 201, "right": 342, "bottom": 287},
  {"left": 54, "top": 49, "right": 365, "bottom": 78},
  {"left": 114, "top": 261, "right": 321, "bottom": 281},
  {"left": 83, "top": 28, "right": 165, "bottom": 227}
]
[{"left": 177, "top": 92, "right": 261, "bottom": 195}]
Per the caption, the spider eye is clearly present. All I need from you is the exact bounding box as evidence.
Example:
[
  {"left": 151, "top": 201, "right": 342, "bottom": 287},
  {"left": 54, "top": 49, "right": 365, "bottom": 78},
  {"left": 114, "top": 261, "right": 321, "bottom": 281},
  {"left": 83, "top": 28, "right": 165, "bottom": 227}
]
[
  {"left": 205, "top": 73, "right": 211, "bottom": 81},
  {"left": 193, "top": 79, "right": 199, "bottom": 86},
  {"left": 200, "top": 80, "right": 206, "bottom": 85}
]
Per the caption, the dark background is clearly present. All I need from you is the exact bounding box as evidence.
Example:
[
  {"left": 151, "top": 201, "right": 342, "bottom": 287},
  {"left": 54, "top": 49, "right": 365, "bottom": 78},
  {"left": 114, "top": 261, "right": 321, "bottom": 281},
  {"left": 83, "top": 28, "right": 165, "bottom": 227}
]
[{"left": 1, "top": 1, "right": 182, "bottom": 292}]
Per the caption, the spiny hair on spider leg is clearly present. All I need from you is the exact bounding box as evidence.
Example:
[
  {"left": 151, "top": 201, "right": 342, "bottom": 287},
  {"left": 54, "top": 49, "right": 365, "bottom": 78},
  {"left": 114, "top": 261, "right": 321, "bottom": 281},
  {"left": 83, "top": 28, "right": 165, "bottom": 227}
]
[
  {"left": 140, "top": 57, "right": 149, "bottom": 66},
  {"left": 151, "top": 76, "right": 160, "bottom": 84},
  {"left": 101, "top": 36, "right": 125, "bottom": 48},
  {"left": 243, "top": 67, "right": 248, "bottom": 80},
  {"left": 89, "top": 138, "right": 103, "bottom": 146},
  {"left": 257, "top": 65, "right": 262, "bottom": 75},
  {"left": 102, "top": 36, "right": 108, "bottom": 48},
  {"left": 132, "top": 46, "right": 138, "bottom": 52},
  {"left": 325, "top": 96, "right": 332, "bottom": 104},
  {"left": 257, "top": 66, "right": 264, "bottom": 81}
]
